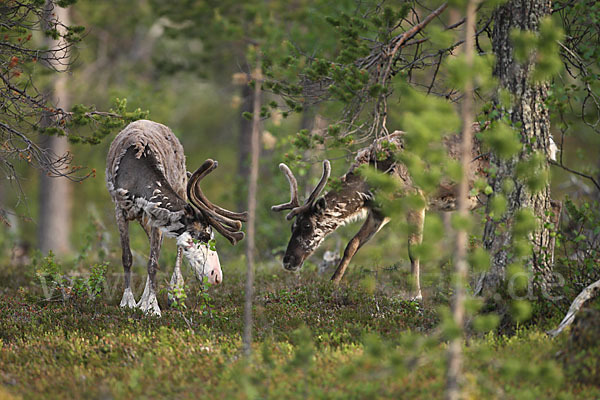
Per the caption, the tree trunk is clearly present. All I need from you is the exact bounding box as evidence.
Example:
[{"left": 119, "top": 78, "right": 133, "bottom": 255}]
[
  {"left": 236, "top": 75, "right": 253, "bottom": 211},
  {"left": 445, "top": 2, "right": 476, "bottom": 399},
  {"left": 243, "top": 58, "right": 262, "bottom": 357},
  {"left": 38, "top": 1, "right": 72, "bottom": 256},
  {"left": 477, "top": 0, "right": 555, "bottom": 299}
]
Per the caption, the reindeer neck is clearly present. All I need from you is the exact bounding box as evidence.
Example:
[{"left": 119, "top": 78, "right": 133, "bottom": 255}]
[{"left": 318, "top": 173, "right": 372, "bottom": 232}]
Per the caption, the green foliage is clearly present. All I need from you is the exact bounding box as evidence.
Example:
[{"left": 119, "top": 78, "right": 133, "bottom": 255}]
[
  {"left": 510, "top": 17, "right": 564, "bottom": 82},
  {"left": 513, "top": 209, "right": 538, "bottom": 237},
  {"left": 445, "top": 53, "right": 496, "bottom": 92},
  {"left": 66, "top": 98, "right": 149, "bottom": 145},
  {"left": 532, "top": 17, "right": 564, "bottom": 81},
  {"left": 488, "top": 193, "right": 507, "bottom": 220},
  {"left": 451, "top": 213, "right": 474, "bottom": 232},
  {"left": 57, "top": 0, "right": 78, "bottom": 7},
  {"left": 399, "top": 86, "right": 461, "bottom": 149},
  {"left": 32, "top": 251, "right": 108, "bottom": 301},
  {"left": 208, "top": 239, "right": 217, "bottom": 252},
  {"left": 510, "top": 29, "right": 537, "bottom": 63},
  {"left": 3, "top": 2, "right": 600, "bottom": 398},
  {"left": 507, "top": 263, "right": 529, "bottom": 294},
  {"left": 3, "top": 253, "right": 600, "bottom": 398},
  {"left": 510, "top": 299, "right": 533, "bottom": 323},
  {"left": 468, "top": 247, "right": 491, "bottom": 273},
  {"left": 516, "top": 152, "right": 549, "bottom": 192},
  {"left": 71, "top": 263, "right": 108, "bottom": 300},
  {"left": 33, "top": 251, "right": 68, "bottom": 297},
  {"left": 472, "top": 313, "right": 500, "bottom": 333},
  {"left": 482, "top": 121, "right": 522, "bottom": 159},
  {"left": 167, "top": 284, "right": 188, "bottom": 311},
  {"left": 560, "top": 301, "right": 600, "bottom": 386},
  {"left": 0, "top": 0, "right": 144, "bottom": 187},
  {"left": 439, "top": 306, "right": 461, "bottom": 341},
  {"left": 358, "top": 165, "right": 401, "bottom": 194},
  {"left": 196, "top": 282, "right": 217, "bottom": 318},
  {"left": 552, "top": 198, "right": 600, "bottom": 313},
  {"left": 287, "top": 326, "right": 315, "bottom": 369}
]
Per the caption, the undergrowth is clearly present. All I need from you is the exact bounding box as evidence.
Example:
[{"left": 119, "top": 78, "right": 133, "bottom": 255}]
[{"left": 0, "top": 260, "right": 598, "bottom": 399}]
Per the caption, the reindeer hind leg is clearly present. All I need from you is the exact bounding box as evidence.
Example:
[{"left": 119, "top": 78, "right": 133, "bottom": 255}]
[
  {"left": 137, "top": 225, "right": 163, "bottom": 316},
  {"left": 116, "top": 209, "right": 136, "bottom": 308},
  {"left": 407, "top": 207, "right": 425, "bottom": 301}
]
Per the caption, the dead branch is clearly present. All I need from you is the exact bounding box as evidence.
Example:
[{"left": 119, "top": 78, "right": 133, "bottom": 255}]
[{"left": 547, "top": 278, "right": 600, "bottom": 338}]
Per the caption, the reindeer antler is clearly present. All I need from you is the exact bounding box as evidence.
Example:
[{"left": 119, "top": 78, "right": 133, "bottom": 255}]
[
  {"left": 272, "top": 160, "right": 331, "bottom": 220},
  {"left": 187, "top": 159, "right": 248, "bottom": 245},
  {"left": 271, "top": 163, "right": 300, "bottom": 212}
]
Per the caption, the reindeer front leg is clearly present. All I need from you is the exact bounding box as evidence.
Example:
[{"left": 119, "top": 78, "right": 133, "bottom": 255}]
[
  {"left": 137, "top": 226, "right": 163, "bottom": 316},
  {"left": 331, "top": 211, "right": 388, "bottom": 284},
  {"left": 168, "top": 246, "right": 185, "bottom": 307},
  {"left": 116, "top": 209, "right": 137, "bottom": 308},
  {"left": 407, "top": 207, "right": 425, "bottom": 301}
]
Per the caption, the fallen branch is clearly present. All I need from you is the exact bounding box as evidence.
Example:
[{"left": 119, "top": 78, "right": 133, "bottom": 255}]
[{"left": 547, "top": 278, "right": 600, "bottom": 338}]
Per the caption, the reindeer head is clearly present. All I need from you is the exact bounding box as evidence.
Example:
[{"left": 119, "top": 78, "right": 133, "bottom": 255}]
[
  {"left": 180, "top": 159, "right": 248, "bottom": 284},
  {"left": 176, "top": 230, "right": 222, "bottom": 285},
  {"left": 272, "top": 160, "right": 332, "bottom": 271}
]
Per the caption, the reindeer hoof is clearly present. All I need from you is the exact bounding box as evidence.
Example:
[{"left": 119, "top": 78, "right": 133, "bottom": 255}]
[
  {"left": 137, "top": 291, "right": 162, "bottom": 317},
  {"left": 120, "top": 287, "right": 137, "bottom": 308},
  {"left": 410, "top": 293, "right": 423, "bottom": 303}
]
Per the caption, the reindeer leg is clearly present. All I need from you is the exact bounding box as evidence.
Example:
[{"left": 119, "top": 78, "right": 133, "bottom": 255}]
[
  {"left": 331, "top": 212, "right": 388, "bottom": 284},
  {"left": 168, "top": 246, "right": 185, "bottom": 307},
  {"left": 116, "top": 209, "right": 136, "bottom": 308},
  {"left": 407, "top": 207, "right": 425, "bottom": 301},
  {"left": 137, "top": 226, "right": 163, "bottom": 316}
]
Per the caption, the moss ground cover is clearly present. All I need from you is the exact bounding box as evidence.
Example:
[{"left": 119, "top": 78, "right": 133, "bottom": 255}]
[{"left": 0, "top": 264, "right": 598, "bottom": 399}]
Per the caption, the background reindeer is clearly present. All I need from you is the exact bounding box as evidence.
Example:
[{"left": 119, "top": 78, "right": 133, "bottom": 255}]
[
  {"left": 272, "top": 130, "right": 488, "bottom": 300},
  {"left": 106, "top": 120, "right": 247, "bottom": 316}
]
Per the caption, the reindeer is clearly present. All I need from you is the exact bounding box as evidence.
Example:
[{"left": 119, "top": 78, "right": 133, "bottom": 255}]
[
  {"left": 106, "top": 120, "right": 247, "bottom": 316},
  {"left": 272, "top": 130, "right": 488, "bottom": 300}
]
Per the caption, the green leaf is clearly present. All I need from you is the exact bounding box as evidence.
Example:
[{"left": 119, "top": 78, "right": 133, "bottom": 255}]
[
  {"left": 513, "top": 209, "right": 538, "bottom": 237},
  {"left": 473, "top": 314, "right": 500, "bottom": 332},
  {"left": 510, "top": 299, "right": 532, "bottom": 323},
  {"left": 483, "top": 122, "right": 522, "bottom": 159},
  {"left": 468, "top": 247, "right": 490, "bottom": 273}
]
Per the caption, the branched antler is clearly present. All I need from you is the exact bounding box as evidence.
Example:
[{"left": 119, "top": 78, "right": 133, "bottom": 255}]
[
  {"left": 187, "top": 159, "right": 248, "bottom": 244},
  {"left": 272, "top": 160, "right": 331, "bottom": 220}
]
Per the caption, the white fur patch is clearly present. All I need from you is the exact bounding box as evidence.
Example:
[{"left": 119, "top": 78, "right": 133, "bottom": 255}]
[
  {"left": 307, "top": 207, "right": 369, "bottom": 252},
  {"left": 337, "top": 208, "right": 369, "bottom": 227},
  {"left": 357, "top": 191, "right": 374, "bottom": 201},
  {"left": 176, "top": 232, "right": 222, "bottom": 284},
  {"left": 549, "top": 135, "right": 558, "bottom": 161}
]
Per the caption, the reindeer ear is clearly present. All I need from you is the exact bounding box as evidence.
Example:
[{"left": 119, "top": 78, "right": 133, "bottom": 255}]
[{"left": 313, "top": 197, "right": 327, "bottom": 214}]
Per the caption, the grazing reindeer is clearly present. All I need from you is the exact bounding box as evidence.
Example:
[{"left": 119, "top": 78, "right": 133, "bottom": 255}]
[
  {"left": 106, "top": 120, "right": 247, "bottom": 316},
  {"left": 272, "top": 130, "right": 488, "bottom": 300}
]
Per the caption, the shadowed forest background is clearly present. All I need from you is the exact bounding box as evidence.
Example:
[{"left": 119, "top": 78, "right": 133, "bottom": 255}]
[{"left": 1, "top": 0, "right": 600, "bottom": 398}]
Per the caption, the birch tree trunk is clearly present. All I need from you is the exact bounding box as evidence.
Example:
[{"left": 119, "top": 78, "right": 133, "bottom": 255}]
[
  {"left": 243, "top": 58, "right": 262, "bottom": 357},
  {"left": 38, "top": 1, "right": 72, "bottom": 256},
  {"left": 236, "top": 80, "right": 253, "bottom": 211},
  {"left": 477, "top": 0, "right": 555, "bottom": 299},
  {"left": 445, "top": 2, "right": 476, "bottom": 398}
]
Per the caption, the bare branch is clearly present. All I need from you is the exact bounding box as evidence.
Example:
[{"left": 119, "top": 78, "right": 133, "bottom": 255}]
[{"left": 547, "top": 278, "right": 600, "bottom": 338}]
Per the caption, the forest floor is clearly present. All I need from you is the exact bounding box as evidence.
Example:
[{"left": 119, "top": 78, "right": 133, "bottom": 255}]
[{"left": 0, "top": 260, "right": 598, "bottom": 400}]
